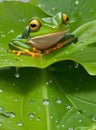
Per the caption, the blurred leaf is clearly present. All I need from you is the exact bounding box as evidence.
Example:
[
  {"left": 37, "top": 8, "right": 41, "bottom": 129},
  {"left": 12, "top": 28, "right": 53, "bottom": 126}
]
[{"left": 0, "top": 65, "right": 96, "bottom": 130}]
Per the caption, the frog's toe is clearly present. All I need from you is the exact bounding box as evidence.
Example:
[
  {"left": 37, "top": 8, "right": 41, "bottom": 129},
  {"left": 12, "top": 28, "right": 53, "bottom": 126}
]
[
  {"left": 12, "top": 49, "right": 41, "bottom": 57},
  {"left": 12, "top": 50, "right": 22, "bottom": 56},
  {"left": 25, "top": 49, "right": 41, "bottom": 57}
]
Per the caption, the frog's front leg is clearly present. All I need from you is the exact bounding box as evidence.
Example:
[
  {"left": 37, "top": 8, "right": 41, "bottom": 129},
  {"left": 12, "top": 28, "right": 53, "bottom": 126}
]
[{"left": 9, "top": 40, "right": 41, "bottom": 57}]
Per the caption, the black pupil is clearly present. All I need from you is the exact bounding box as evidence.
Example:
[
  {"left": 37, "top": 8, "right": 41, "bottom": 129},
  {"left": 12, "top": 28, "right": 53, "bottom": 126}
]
[
  {"left": 66, "top": 17, "right": 68, "bottom": 21},
  {"left": 30, "top": 23, "right": 37, "bottom": 28}
]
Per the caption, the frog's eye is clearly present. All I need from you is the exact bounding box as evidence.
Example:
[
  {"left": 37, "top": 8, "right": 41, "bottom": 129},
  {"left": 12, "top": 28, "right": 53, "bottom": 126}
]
[
  {"left": 29, "top": 19, "right": 41, "bottom": 31},
  {"left": 62, "top": 13, "right": 69, "bottom": 24}
]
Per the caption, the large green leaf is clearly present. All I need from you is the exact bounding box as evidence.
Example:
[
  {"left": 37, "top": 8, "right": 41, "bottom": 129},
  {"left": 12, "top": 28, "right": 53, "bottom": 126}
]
[
  {"left": 0, "top": 65, "right": 96, "bottom": 130},
  {"left": 1, "top": 1, "right": 96, "bottom": 130},
  {"left": 0, "top": 1, "right": 96, "bottom": 75}
]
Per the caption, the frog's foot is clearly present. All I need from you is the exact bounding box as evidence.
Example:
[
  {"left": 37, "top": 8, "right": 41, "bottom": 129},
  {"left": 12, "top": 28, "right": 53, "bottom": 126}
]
[
  {"left": 12, "top": 50, "right": 23, "bottom": 56},
  {"left": 12, "top": 49, "right": 41, "bottom": 57},
  {"left": 44, "top": 42, "right": 65, "bottom": 54},
  {"left": 25, "top": 49, "right": 41, "bottom": 57},
  {"left": 32, "top": 47, "right": 41, "bottom": 53}
]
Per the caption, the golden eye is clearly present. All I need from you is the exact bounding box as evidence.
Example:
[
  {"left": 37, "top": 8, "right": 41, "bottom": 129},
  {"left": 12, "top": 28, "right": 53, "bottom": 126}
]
[
  {"left": 29, "top": 19, "right": 41, "bottom": 31},
  {"left": 62, "top": 13, "right": 69, "bottom": 24}
]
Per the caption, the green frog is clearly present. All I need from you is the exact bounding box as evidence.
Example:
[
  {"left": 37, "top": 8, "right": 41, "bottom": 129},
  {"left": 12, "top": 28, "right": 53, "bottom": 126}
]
[{"left": 9, "top": 12, "right": 77, "bottom": 57}]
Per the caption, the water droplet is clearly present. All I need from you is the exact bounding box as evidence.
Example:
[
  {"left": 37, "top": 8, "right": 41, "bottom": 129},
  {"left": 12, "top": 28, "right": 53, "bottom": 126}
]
[
  {"left": 46, "top": 81, "right": 49, "bottom": 85},
  {"left": 77, "top": 110, "right": 81, "bottom": 115},
  {"left": 55, "top": 119, "right": 59, "bottom": 123},
  {"left": 10, "top": 62, "right": 13, "bottom": 66},
  {"left": 38, "top": 4, "right": 42, "bottom": 7},
  {"left": 65, "top": 51, "right": 69, "bottom": 54},
  {"left": 69, "top": 128, "right": 73, "bottom": 130},
  {"left": 15, "top": 68, "right": 20, "bottom": 78},
  {"left": 0, "top": 89, "right": 3, "bottom": 93},
  {"left": 15, "top": 73, "right": 20, "bottom": 78},
  {"left": 10, "top": 29, "right": 14, "bottom": 33},
  {"left": 46, "top": 80, "right": 53, "bottom": 85},
  {"left": 43, "top": 99, "right": 50, "bottom": 105},
  {"left": 12, "top": 83, "right": 16, "bottom": 87},
  {"left": 29, "top": 99, "right": 34, "bottom": 104},
  {"left": 0, "top": 122, "right": 2, "bottom": 126},
  {"left": 1, "top": 34, "right": 5, "bottom": 38},
  {"left": 56, "top": 99, "right": 62, "bottom": 104},
  {"left": 8, "top": 29, "right": 14, "bottom": 34},
  {"left": 56, "top": 125, "right": 60, "bottom": 128},
  {"left": 92, "top": 114, "right": 96, "bottom": 122},
  {"left": 36, "top": 117, "right": 40, "bottom": 121},
  {"left": 78, "top": 119, "right": 82, "bottom": 123},
  {"left": 5, "top": 112, "right": 16, "bottom": 118},
  {"left": 74, "top": 62, "right": 79, "bottom": 68},
  {"left": 17, "top": 122, "right": 23, "bottom": 126},
  {"left": 61, "top": 124, "right": 65, "bottom": 128},
  {"left": 50, "top": 115, "right": 54, "bottom": 119},
  {"left": 75, "top": 0, "right": 79, "bottom": 5},
  {"left": 66, "top": 105, "right": 71, "bottom": 110},
  {"left": 18, "top": 17, "right": 26, "bottom": 23},
  {"left": 29, "top": 113, "right": 35, "bottom": 120},
  {"left": 14, "top": 98, "right": 18, "bottom": 102},
  {"left": 0, "top": 106, "right": 3, "bottom": 112},
  {"left": 52, "top": 7, "right": 55, "bottom": 10},
  {"left": 80, "top": 48, "right": 84, "bottom": 51}
]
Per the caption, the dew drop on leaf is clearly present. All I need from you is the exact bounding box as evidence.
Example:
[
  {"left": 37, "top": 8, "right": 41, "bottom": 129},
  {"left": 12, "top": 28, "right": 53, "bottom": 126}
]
[
  {"left": 55, "top": 119, "right": 59, "bottom": 123},
  {"left": 1, "top": 34, "right": 5, "bottom": 38},
  {"left": 15, "top": 68, "right": 20, "bottom": 78},
  {"left": 36, "top": 117, "right": 40, "bottom": 121},
  {"left": 68, "top": 128, "right": 74, "bottom": 130},
  {"left": 17, "top": 122, "right": 23, "bottom": 126},
  {"left": 56, "top": 99, "right": 62, "bottom": 104},
  {"left": 38, "top": 4, "right": 42, "bottom": 7},
  {"left": 29, "top": 113, "right": 35, "bottom": 120},
  {"left": 15, "top": 73, "right": 20, "bottom": 78},
  {"left": 56, "top": 125, "right": 60, "bottom": 128},
  {"left": 0, "top": 122, "right": 2, "bottom": 126},
  {"left": 12, "top": 83, "right": 16, "bottom": 87},
  {"left": 10, "top": 29, "right": 14, "bottom": 33},
  {"left": 92, "top": 114, "right": 96, "bottom": 122},
  {"left": 78, "top": 119, "right": 82, "bottom": 123},
  {"left": 66, "top": 105, "right": 71, "bottom": 110},
  {"left": 52, "top": 7, "right": 55, "bottom": 10},
  {"left": 74, "top": 62, "right": 79, "bottom": 68},
  {"left": 5, "top": 112, "right": 16, "bottom": 118},
  {"left": 50, "top": 115, "right": 54, "bottom": 119},
  {"left": 75, "top": 0, "right": 79, "bottom": 5},
  {"left": 61, "top": 124, "right": 65, "bottom": 128},
  {"left": 14, "top": 98, "right": 18, "bottom": 102},
  {"left": 29, "top": 99, "right": 34, "bottom": 104},
  {"left": 0, "top": 106, "right": 3, "bottom": 112},
  {"left": 42, "top": 99, "right": 50, "bottom": 105},
  {"left": 0, "top": 89, "right": 3, "bottom": 93},
  {"left": 70, "top": 18, "right": 76, "bottom": 23}
]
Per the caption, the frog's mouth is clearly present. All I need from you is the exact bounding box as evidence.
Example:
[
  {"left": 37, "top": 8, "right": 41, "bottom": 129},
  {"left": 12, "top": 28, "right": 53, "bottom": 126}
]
[{"left": 28, "top": 30, "right": 68, "bottom": 50}]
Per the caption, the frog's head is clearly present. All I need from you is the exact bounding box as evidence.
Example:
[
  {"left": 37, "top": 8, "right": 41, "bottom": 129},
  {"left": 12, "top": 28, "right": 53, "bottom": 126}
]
[{"left": 23, "top": 12, "right": 69, "bottom": 50}]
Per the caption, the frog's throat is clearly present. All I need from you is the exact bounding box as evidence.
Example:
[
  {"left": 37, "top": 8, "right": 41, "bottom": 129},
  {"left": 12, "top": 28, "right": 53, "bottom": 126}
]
[{"left": 28, "top": 30, "right": 69, "bottom": 50}]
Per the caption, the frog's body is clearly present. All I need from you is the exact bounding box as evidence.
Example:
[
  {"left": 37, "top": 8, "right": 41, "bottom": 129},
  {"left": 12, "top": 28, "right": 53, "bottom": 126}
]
[{"left": 9, "top": 12, "right": 77, "bottom": 57}]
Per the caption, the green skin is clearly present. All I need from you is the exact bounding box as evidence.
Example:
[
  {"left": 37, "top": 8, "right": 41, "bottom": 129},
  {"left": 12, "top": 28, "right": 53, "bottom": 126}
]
[{"left": 9, "top": 12, "right": 77, "bottom": 54}]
